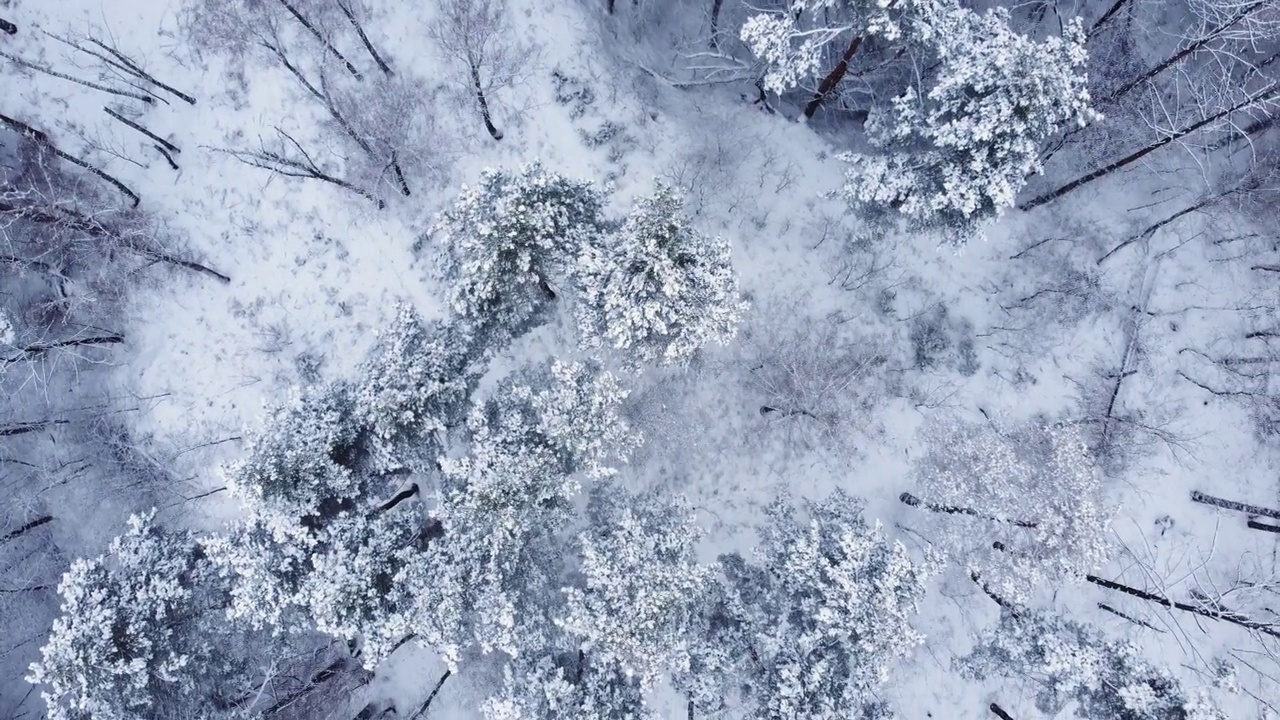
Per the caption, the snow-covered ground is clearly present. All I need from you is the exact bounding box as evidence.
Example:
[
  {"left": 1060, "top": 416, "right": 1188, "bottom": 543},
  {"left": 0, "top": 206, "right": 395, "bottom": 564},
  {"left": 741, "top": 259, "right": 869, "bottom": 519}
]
[{"left": 3, "top": 0, "right": 1279, "bottom": 716}]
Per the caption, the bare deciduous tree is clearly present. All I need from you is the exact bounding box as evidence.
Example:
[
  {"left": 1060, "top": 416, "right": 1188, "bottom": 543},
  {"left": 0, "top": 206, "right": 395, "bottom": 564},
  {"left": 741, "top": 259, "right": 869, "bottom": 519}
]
[{"left": 429, "top": 0, "right": 526, "bottom": 141}]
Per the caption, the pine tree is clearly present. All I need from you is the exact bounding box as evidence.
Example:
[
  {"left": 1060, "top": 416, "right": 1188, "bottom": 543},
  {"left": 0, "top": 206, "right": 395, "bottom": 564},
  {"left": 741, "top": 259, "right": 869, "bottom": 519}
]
[
  {"left": 435, "top": 162, "right": 609, "bottom": 348},
  {"left": 961, "top": 610, "right": 1225, "bottom": 719},
  {"left": 558, "top": 483, "right": 714, "bottom": 686},
  {"left": 907, "top": 418, "right": 1115, "bottom": 605},
  {"left": 574, "top": 184, "right": 746, "bottom": 367},
  {"left": 686, "top": 490, "right": 933, "bottom": 719},
  {"left": 840, "top": 1, "right": 1097, "bottom": 239},
  {"left": 355, "top": 303, "right": 481, "bottom": 472},
  {"left": 28, "top": 512, "right": 235, "bottom": 720},
  {"left": 409, "top": 360, "right": 639, "bottom": 666}
]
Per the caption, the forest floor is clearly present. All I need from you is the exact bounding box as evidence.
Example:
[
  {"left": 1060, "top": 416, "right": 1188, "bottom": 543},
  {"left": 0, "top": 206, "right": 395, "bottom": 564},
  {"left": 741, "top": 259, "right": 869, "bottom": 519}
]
[{"left": 4, "top": 0, "right": 1279, "bottom": 717}]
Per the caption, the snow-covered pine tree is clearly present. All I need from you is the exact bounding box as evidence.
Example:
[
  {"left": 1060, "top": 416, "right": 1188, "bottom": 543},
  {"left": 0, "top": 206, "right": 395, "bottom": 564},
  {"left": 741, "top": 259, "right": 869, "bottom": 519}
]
[
  {"left": 481, "top": 650, "right": 655, "bottom": 720},
  {"left": 840, "top": 0, "right": 1097, "bottom": 240},
  {"left": 574, "top": 183, "right": 746, "bottom": 367},
  {"left": 355, "top": 303, "right": 482, "bottom": 472},
  {"left": 409, "top": 360, "right": 639, "bottom": 667},
  {"left": 906, "top": 418, "right": 1114, "bottom": 605},
  {"left": 435, "top": 162, "right": 609, "bottom": 349},
  {"left": 28, "top": 511, "right": 236, "bottom": 720},
  {"left": 961, "top": 609, "right": 1225, "bottom": 719},
  {"left": 740, "top": 0, "right": 1096, "bottom": 240},
  {"left": 558, "top": 482, "right": 714, "bottom": 686},
  {"left": 685, "top": 489, "right": 933, "bottom": 719}
]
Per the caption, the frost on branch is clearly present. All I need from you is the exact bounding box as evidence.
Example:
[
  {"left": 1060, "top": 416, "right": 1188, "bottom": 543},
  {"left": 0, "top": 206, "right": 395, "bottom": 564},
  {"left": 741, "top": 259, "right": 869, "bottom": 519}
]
[
  {"left": 686, "top": 489, "right": 933, "bottom": 719},
  {"left": 575, "top": 183, "right": 746, "bottom": 367},
  {"left": 909, "top": 418, "right": 1115, "bottom": 604},
  {"left": 355, "top": 303, "right": 481, "bottom": 471},
  {"left": 961, "top": 610, "right": 1225, "bottom": 719},
  {"left": 28, "top": 512, "right": 233, "bottom": 720},
  {"left": 840, "top": 2, "right": 1097, "bottom": 239},
  {"left": 558, "top": 483, "right": 714, "bottom": 686},
  {"left": 412, "top": 360, "right": 637, "bottom": 665},
  {"left": 435, "top": 162, "right": 608, "bottom": 347}
]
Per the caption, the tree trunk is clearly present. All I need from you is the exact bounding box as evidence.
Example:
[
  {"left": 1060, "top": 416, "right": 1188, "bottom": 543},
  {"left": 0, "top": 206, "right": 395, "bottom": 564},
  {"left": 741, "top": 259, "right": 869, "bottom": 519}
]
[
  {"left": 103, "top": 107, "right": 180, "bottom": 154},
  {"left": 1019, "top": 81, "right": 1280, "bottom": 210},
  {"left": 1248, "top": 518, "right": 1280, "bottom": 533},
  {"left": 1088, "top": 0, "right": 1133, "bottom": 36},
  {"left": 1098, "top": 198, "right": 1210, "bottom": 264},
  {"left": 899, "top": 492, "right": 1039, "bottom": 528},
  {"left": 86, "top": 38, "right": 196, "bottom": 105},
  {"left": 1108, "top": 0, "right": 1265, "bottom": 102},
  {"left": 0, "top": 18, "right": 16, "bottom": 35},
  {"left": 970, "top": 571, "right": 1020, "bottom": 613},
  {"left": 1, "top": 515, "right": 52, "bottom": 545},
  {"left": 3, "top": 334, "right": 125, "bottom": 366},
  {"left": 0, "top": 50, "right": 153, "bottom": 106},
  {"left": 0, "top": 420, "right": 69, "bottom": 437},
  {"left": 687, "top": 697, "right": 695, "bottom": 720},
  {"left": 1097, "top": 602, "right": 1162, "bottom": 630},
  {"left": 264, "top": 659, "right": 346, "bottom": 715},
  {"left": 803, "top": 35, "right": 863, "bottom": 119},
  {"left": 709, "top": 0, "right": 725, "bottom": 47},
  {"left": 989, "top": 704, "right": 1016, "bottom": 720},
  {"left": 1191, "top": 490, "right": 1280, "bottom": 520},
  {"left": 1086, "top": 574, "right": 1280, "bottom": 638},
  {"left": 470, "top": 63, "right": 504, "bottom": 140},
  {"left": 337, "top": 0, "right": 393, "bottom": 76},
  {"left": 277, "top": 0, "right": 363, "bottom": 80},
  {"left": 409, "top": 669, "right": 451, "bottom": 719},
  {"left": 376, "top": 484, "right": 419, "bottom": 514},
  {"left": 0, "top": 112, "right": 141, "bottom": 206}
]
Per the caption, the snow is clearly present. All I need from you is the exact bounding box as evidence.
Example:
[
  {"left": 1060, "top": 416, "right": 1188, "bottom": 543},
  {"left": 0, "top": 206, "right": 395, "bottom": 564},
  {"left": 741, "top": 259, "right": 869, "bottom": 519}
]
[{"left": 4, "top": 0, "right": 1280, "bottom": 716}]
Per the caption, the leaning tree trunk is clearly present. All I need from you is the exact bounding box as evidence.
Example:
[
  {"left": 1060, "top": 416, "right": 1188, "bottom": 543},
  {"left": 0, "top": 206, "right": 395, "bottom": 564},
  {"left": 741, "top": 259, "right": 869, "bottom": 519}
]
[
  {"left": 803, "top": 34, "right": 863, "bottom": 119},
  {"left": 709, "top": 0, "right": 725, "bottom": 47},
  {"left": 899, "top": 492, "right": 1039, "bottom": 528},
  {"left": 989, "top": 704, "right": 1016, "bottom": 720},
  {"left": 409, "top": 669, "right": 452, "bottom": 719},
  {"left": 1, "top": 515, "right": 53, "bottom": 545},
  {"left": 470, "top": 63, "right": 504, "bottom": 140},
  {"left": 0, "top": 17, "right": 16, "bottom": 34},
  {"left": 1087, "top": 0, "right": 1134, "bottom": 37},
  {"left": 1191, "top": 490, "right": 1280, "bottom": 519},
  {"left": 1087, "top": 574, "right": 1280, "bottom": 639},
  {"left": 278, "top": 0, "right": 363, "bottom": 80},
  {"left": 1019, "top": 81, "right": 1280, "bottom": 210},
  {"left": 1108, "top": 0, "right": 1265, "bottom": 102}
]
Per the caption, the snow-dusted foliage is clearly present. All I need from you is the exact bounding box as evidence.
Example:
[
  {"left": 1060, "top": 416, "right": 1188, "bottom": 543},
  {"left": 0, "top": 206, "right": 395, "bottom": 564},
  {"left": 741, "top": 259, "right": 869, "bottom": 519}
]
[
  {"left": 909, "top": 418, "right": 1115, "bottom": 604},
  {"left": 740, "top": 0, "right": 898, "bottom": 96},
  {"left": 841, "top": 3, "right": 1097, "bottom": 238},
  {"left": 961, "top": 610, "right": 1225, "bottom": 719},
  {"left": 481, "top": 651, "right": 655, "bottom": 720},
  {"left": 411, "top": 360, "right": 638, "bottom": 666},
  {"left": 559, "top": 483, "right": 714, "bottom": 686},
  {"left": 28, "top": 512, "right": 229, "bottom": 720},
  {"left": 435, "top": 162, "right": 608, "bottom": 345},
  {"left": 355, "top": 303, "right": 480, "bottom": 470},
  {"left": 686, "top": 490, "right": 933, "bottom": 719},
  {"left": 575, "top": 183, "right": 746, "bottom": 367},
  {"left": 225, "top": 382, "right": 364, "bottom": 522},
  {"left": 740, "top": 0, "right": 1096, "bottom": 239}
]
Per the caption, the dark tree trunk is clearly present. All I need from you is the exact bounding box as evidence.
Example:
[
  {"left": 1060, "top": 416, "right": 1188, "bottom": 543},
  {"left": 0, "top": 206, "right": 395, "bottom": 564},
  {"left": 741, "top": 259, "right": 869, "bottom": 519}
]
[
  {"left": 1098, "top": 602, "right": 1162, "bottom": 630},
  {"left": 803, "top": 34, "right": 863, "bottom": 119},
  {"left": 104, "top": 107, "right": 180, "bottom": 154},
  {"left": 989, "top": 704, "right": 1016, "bottom": 720},
  {"left": 86, "top": 38, "right": 196, "bottom": 105},
  {"left": 1086, "top": 574, "right": 1280, "bottom": 638},
  {"left": 390, "top": 151, "right": 411, "bottom": 196},
  {"left": 1248, "top": 518, "right": 1280, "bottom": 533},
  {"left": 900, "top": 492, "right": 1039, "bottom": 528},
  {"left": 337, "top": 0, "right": 393, "bottom": 76},
  {"left": 1098, "top": 199, "right": 1210, "bottom": 264},
  {"left": 709, "top": 0, "right": 725, "bottom": 47},
  {"left": 0, "top": 420, "right": 69, "bottom": 437},
  {"left": 0, "top": 112, "right": 141, "bottom": 206},
  {"left": 1087, "top": 0, "right": 1133, "bottom": 37},
  {"left": 0, "top": 18, "right": 16, "bottom": 35},
  {"left": 409, "top": 669, "right": 452, "bottom": 719},
  {"left": 1109, "top": 0, "right": 1265, "bottom": 102},
  {"left": 1019, "top": 82, "right": 1280, "bottom": 210},
  {"left": 687, "top": 696, "right": 695, "bottom": 720},
  {"left": 277, "top": 0, "right": 363, "bottom": 79},
  {"left": 539, "top": 276, "right": 557, "bottom": 300},
  {"left": 376, "top": 484, "right": 419, "bottom": 514},
  {"left": 608, "top": 0, "right": 616, "bottom": 12},
  {"left": 4, "top": 334, "right": 125, "bottom": 366},
  {"left": 0, "top": 50, "right": 153, "bottom": 105},
  {"left": 470, "top": 64, "right": 504, "bottom": 140},
  {"left": 1, "top": 515, "right": 53, "bottom": 545},
  {"left": 970, "top": 571, "right": 1020, "bottom": 613},
  {"left": 1191, "top": 490, "right": 1280, "bottom": 520}
]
